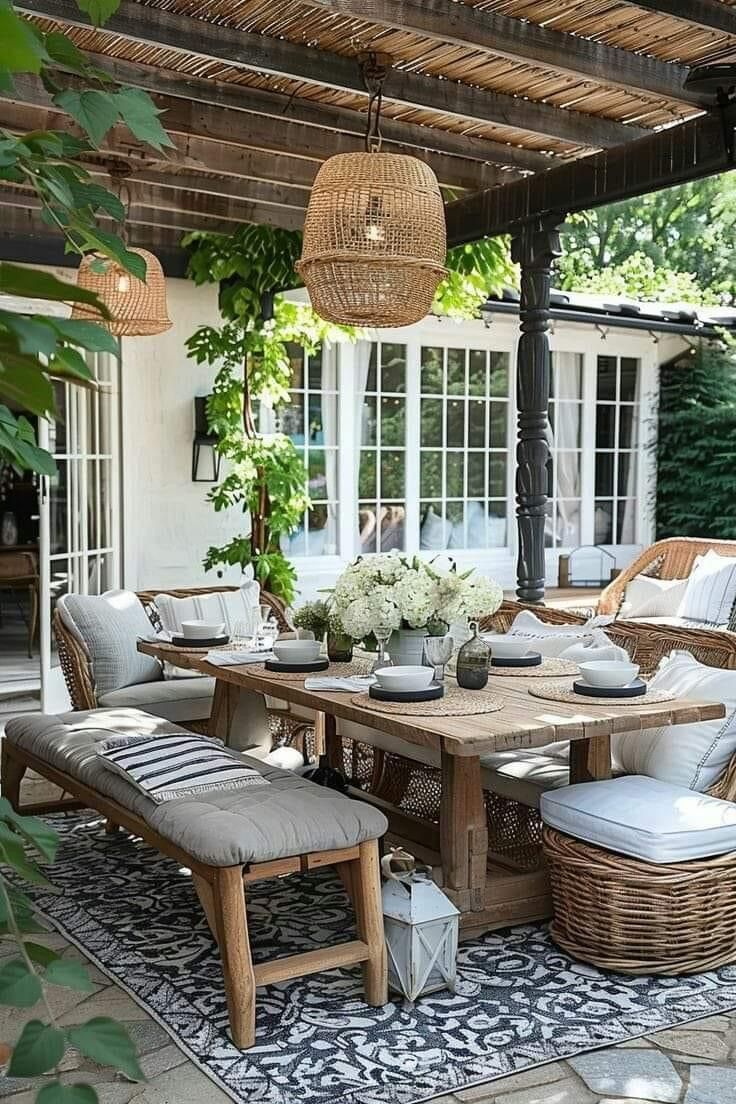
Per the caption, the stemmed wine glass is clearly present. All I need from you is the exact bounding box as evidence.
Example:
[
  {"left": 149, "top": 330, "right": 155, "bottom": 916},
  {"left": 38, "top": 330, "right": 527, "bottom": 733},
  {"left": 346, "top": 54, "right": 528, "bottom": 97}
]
[
  {"left": 372, "top": 625, "right": 394, "bottom": 674},
  {"left": 423, "top": 634, "right": 454, "bottom": 683}
]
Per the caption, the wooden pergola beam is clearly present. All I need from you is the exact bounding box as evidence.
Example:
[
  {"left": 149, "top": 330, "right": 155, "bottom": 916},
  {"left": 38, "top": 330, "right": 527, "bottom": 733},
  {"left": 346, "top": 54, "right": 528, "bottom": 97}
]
[
  {"left": 303, "top": 0, "right": 706, "bottom": 107},
  {"left": 19, "top": 0, "right": 647, "bottom": 148},
  {"left": 70, "top": 54, "right": 552, "bottom": 174},
  {"left": 628, "top": 0, "right": 736, "bottom": 37},
  {"left": 4, "top": 75, "right": 509, "bottom": 191},
  {"left": 446, "top": 104, "right": 736, "bottom": 245}
]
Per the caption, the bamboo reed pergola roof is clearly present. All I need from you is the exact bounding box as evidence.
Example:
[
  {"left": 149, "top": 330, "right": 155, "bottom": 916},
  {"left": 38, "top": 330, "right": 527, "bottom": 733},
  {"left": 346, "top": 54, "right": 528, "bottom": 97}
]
[{"left": 1, "top": 0, "right": 735, "bottom": 260}]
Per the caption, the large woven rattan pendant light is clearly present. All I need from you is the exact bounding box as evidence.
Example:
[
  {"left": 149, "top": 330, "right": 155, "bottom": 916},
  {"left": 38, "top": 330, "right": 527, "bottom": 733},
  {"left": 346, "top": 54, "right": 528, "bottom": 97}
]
[
  {"left": 72, "top": 167, "right": 172, "bottom": 337},
  {"left": 297, "top": 54, "right": 447, "bottom": 327}
]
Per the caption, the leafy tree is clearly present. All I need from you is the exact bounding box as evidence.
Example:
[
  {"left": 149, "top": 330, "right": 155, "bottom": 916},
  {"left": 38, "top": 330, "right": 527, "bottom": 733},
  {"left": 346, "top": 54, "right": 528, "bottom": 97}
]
[
  {"left": 184, "top": 226, "right": 512, "bottom": 602},
  {"left": 0, "top": 0, "right": 173, "bottom": 478},
  {"left": 558, "top": 174, "right": 736, "bottom": 303},
  {"left": 656, "top": 340, "right": 736, "bottom": 539}
]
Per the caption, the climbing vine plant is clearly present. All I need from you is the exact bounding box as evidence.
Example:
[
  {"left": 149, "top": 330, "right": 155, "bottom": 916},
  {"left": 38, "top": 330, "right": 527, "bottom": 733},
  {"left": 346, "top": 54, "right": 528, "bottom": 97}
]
[{"left": 184, "top": 224, "right": 513, "bottom": 604}]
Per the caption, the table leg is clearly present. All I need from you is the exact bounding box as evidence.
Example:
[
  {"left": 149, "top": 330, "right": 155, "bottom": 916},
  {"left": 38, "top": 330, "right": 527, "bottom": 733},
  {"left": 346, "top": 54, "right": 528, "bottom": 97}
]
[
  {"left": 209, "top": 679, "right": 241, "bottom": 746},
  {"left": 324, "top": 713, "right": 343, "bottom": 772},
  {"left": 440, "top": 747, "right": 488, "bottom": 913},
  {"left": 569, "top": 734, "right": 612, "bottom": 783}
]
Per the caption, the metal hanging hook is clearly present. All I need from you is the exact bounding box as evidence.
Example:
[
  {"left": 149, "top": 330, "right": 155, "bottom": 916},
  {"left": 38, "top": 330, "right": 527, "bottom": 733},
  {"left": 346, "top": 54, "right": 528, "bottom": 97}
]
[{"left": 358, "top": 50, "right": 391, "bottom": 152}]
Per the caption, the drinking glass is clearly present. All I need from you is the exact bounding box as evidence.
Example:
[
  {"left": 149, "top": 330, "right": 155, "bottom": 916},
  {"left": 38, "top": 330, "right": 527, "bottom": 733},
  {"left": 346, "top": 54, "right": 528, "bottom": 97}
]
[
  {"left": 231, "top": 612, "right": 259, "bottom": 650},
  {"left": 372, "top": 626, "right": 394, "bottom": 674},
  {"left": 423, "top": 634, "right": 454, "bottom": 683}
]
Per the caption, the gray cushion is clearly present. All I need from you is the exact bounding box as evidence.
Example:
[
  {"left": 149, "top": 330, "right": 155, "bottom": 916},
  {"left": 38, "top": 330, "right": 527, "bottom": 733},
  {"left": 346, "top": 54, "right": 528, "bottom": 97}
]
[
  {"left": 5, "top": 709, "right": 388, "bottom": 866},
  {"left": 59, "top": 591, "right": 161, "bottom": 696},
  {"left": 98, "top": 677, "right": 215, "bottom": 723},
  {"left": 480, "top": 751, "right": 571, "bottom": 808}
]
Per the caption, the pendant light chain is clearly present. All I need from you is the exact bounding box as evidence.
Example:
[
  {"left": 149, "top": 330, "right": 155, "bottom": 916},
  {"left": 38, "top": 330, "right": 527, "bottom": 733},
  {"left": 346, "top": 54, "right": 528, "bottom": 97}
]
[{"left": 360, "top": 51, "right": 390, "bottom": 153}]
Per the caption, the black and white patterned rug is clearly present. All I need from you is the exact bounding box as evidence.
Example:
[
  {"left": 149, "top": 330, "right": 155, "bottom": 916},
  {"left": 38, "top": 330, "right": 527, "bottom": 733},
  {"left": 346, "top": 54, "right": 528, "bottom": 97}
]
[{"left": 16, "top": 814, "right": 736, "bottom": 1104}]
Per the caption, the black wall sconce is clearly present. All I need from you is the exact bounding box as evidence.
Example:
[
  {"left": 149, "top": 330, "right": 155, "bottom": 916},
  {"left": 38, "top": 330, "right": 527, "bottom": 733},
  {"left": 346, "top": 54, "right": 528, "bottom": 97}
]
[{"left": 192, "top": 395, "right": 222, "bottom": 482}]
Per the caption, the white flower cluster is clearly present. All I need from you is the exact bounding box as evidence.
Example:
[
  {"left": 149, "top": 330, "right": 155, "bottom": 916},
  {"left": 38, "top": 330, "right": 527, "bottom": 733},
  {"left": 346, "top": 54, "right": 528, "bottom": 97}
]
[{"left": 332, "top": 552, "right": 503, "bottom": 640}]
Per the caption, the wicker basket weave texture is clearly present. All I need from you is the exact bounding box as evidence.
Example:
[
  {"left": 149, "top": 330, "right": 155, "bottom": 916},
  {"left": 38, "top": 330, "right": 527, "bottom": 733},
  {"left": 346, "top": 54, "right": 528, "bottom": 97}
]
[
  {"left": 543, "top": 826, "right": 736, "bottom": 974},
  {"left": 297, "top": 152, "right": 447, "bottom": 327},
  {"left": 598, "top": 536, "right": 736, "bottom": 615},
  {"left": 71, "top": 249, "right": 172, "bottom": 337}
]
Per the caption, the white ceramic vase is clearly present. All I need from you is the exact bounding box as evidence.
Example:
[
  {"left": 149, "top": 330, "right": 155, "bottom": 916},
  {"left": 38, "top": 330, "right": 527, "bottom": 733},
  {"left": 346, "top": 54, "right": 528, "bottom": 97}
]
[{"left": 387, "top": 628, "right": 428, "bottom": 666}]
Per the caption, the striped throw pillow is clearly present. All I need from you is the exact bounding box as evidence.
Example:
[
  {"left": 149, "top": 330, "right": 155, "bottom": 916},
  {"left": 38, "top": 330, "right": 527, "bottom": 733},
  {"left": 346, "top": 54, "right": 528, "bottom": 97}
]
[{"left": 676, "top": 550, "right": 736, "bottom": 627}]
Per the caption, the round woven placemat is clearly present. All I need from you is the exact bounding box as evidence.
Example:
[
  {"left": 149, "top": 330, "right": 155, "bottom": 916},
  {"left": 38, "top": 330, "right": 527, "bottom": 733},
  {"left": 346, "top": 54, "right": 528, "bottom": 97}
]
[
  {"left": 351, "top": 686, "right": 504, "bottom": 717},
  {"left": 528, "top": 682, "right": 676, "bottom": 707},
  {"left": 489, "top": 657, "right": 578, "bottom": 678},
  {"left": 243, "top": 659, "right": 373, "bottom": 682}
]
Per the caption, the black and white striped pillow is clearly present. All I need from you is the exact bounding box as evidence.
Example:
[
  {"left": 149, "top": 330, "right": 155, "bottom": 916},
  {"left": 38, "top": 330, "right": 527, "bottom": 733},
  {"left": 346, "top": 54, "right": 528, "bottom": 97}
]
[{"left": 99, "top": 734, "right": 269, "bottom": 804}]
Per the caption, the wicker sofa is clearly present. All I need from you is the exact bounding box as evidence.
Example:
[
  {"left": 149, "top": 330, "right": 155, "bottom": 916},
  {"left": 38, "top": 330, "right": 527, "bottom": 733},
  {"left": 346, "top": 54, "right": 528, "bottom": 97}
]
[{"left": 53, "top": 585, "right": 293, "bottom": 740}]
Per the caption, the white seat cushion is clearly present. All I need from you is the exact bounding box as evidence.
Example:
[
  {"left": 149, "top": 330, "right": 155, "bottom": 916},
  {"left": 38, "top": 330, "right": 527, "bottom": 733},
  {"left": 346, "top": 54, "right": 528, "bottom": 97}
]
[
  {"left": 611, "top": 651, "right": 736, "bottom": 791},
  {"left": 541, "top": 775, "right": 736, "bottom": 864},
  {"left": 98, "top": 677, "right": 215, "bottom": 722}
]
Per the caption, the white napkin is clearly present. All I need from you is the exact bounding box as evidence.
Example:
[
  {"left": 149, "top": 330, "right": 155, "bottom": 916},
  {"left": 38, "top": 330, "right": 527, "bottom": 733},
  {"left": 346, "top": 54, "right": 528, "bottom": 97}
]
[
  {"left": 304, "top": 675, "right": 376, "bottom": 692},
  {"left": 138, "top": 631, "right": 173, "bottom": 643},
  {"left": 205, "top": 650, "right": 273, "bottom": 667}
]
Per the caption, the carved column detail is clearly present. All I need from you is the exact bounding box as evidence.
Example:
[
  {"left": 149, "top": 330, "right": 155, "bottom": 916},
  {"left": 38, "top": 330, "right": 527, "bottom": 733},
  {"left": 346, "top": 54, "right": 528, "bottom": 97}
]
[{"left": 511, "top": 215, "right": 563, "bottom": 604}]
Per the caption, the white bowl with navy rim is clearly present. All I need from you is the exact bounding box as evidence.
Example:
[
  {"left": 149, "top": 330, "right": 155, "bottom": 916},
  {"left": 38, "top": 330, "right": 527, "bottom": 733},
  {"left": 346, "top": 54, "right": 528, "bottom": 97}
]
[
  {"left": 481, "top": 634, "right": 531, "bottom": 660},
  {"left": 578, "top": 660, "right": 640, "bottom": 689},
  {"left": 374, "top": 665, "right": 435, "bottom": 692}
]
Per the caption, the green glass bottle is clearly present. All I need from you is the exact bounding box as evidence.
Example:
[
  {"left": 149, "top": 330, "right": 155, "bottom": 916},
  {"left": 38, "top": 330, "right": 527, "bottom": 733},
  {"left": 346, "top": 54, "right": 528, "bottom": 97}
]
[{"left": 455, "top": 621, "right": 490, "bottom": 690}]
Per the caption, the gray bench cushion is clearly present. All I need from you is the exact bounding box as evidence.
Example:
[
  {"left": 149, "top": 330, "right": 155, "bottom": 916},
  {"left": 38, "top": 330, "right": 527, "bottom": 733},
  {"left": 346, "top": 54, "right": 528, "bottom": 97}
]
[
  {"left": 6, "top": 709, "right": 388, "bottom": 867},
  {"left": 98, "top": 677, "right": 215, "bottom": 722}
]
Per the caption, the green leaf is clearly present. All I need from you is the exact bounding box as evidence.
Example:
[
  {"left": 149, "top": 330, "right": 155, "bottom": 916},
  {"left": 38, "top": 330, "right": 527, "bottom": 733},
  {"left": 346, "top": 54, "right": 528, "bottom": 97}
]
[
  {"left": 0, "top": 823, "right": 51, "bottom": 886},
  {"left": 23, "top": 942, "right": 59, "bottom": 968},
  {"left": 37, "top": 1083, "right": 98, "bottom": 1104},
  {"left": 44, "top": 31, "right": 91, "bottom": 74},
  {"left": 1, "top": 313, "right": 59, "bottom": 358},
  {"left": 0, "top": 960, "right": 42, "bottom": 1008},
  {"left": 0, "top": 804, "right": 58, "bottom": 862},
  {"left": 48, "top": 345, "right": 93, "bottom": 382},
  {"left": 0, "top": 263, "right": 109, "bottom": 315},
  {"left": 0, "top": 353, "right": 56, "bottom": 417},
  {"left": 114, "top": 87, "right": 173, "bottom": 152},
  {"left": 7, "top": 1020, "right": 65, "bottom": 1076},
  {"left": 0, "top": 0, "right": 46, "bottom": 73},
  {"left": 44, "top": 959, "right": 94, "bottom": 993},
  {"left": 50, "top": 319, "right": 119, "bottom": 356},
  {"left": 69, "top": 179, "right": 124, "bottom": 220},
  {"left": 68, "top": 1019, "right": 143, "bottom": 1081},
  {"left": 74, "top": 0, "right": 121, "bottom": 26},
  {"left": 53, "top": 88, "right": 119, "bottom": 147}
]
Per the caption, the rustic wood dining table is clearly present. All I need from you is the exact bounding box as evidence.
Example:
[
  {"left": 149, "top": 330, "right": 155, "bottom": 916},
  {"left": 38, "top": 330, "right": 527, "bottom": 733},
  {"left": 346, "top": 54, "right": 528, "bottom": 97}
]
[{"left": 138, "top": 639, "right": 726, "bottom": 935}]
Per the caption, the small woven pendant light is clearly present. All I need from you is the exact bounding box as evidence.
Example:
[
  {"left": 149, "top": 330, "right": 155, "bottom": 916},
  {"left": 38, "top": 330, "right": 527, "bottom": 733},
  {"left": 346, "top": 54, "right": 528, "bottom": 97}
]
[
  {"left": 297, "top": 54, "right": 447, "bottom": 327},
  {"left": 72, "top": 167, "right": 172, "bottom": 337}
]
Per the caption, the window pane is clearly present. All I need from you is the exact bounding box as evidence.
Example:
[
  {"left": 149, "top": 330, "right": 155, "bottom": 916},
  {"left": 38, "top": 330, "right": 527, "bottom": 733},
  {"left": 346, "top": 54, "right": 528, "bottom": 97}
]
[
  {"left": 309, "top": 503, "right": 338, "bottom": 555},
  {"left": 595, "top": 453, "right": 614, "bottom": 496},
  {"left": 360, "top": 396, "right": 376, "bottom": 447},
  {"left": 556, "top": 500, "right": 581, "bottom": 547},
  {"left": 489, "top": 402, "right": 507, "bottom": 445},
  {"left": 619, "top": 405, "right": 638, "bottom": 449},
  {"left": 421, "top": 399, "right": 443, "bottom": 447},
  {"left": 556, "top": 451, "right": 580, "bottom": 498},
  {"left": 467, "top": 452, "right": 485, "bottom": 497},
  {"left": 421, "top": 346, "right": 443, "bottom": 394},
  {"left": 554, "top": 352, "right": 582, "bottom": 399},
  {"left": 359, "top": 504, "right": 378, "bottom": 553},
  {"left": 286, "top": 343, "right": 304, "bottom": 389},
  {"left": 307, "top": 395, "right": 325, "bottom": 443},
  {"left": 446, "top": 452, "right": 464, "bottom": 498},
  {"left": 420, "top": 451, "right": 443, "bottom": 498},
  {"left": 447, "top": 348, "right": 465, "bottom": 395},
  {"left": 281, "top": 400, "right": 304, "bottom": 442},
  {"left": 468, "top": 400, "right": 486, "bottom": 447},
  {"left": 489, "top": 351, "right": 509, "bottom": 397},
  {"left": 596, "top": 405, "right": 615, "bottom": 449},
  {"left": 488, "top": 502, "right": 507, "bottom": 547},
  {"left": 489, "top": 455, "right": 506, "bottom": 498},
  {"left": 618, "top": 452, "right": 636, "bottom": 497},
  {"left": 420, "top": 503, "right": 450, "bottom": 551},
  {"left": 308, "top": 346, "right": 322, "bottom": 391},
  {"left": 553, "top": 403, "right": 581, "bottom": 449},
  {"left": 597, "top": 355, "right": 617, "bottom": 400},
  {"left": 380, "top": 504, "right": 405, "bottom": 551},
  {"left": 366, "top": 344, "right": 378, "bottom": 392},
  {"left": 620, "top": 358, "right": 638, "bottom": 402},
  {"left": 381, "top": 451, "right": 405, "bottom": 498},
  {"left": 380, "top": 344, "right": 406, "bottom": 393},
  {"left": 468, "top": 350, "right": 486, "bottom": 395},
  {"left": 359, "top": 451, "right": 376, "bottom": 498},
  {"left": 380, "top": 396, "right": 405, "bottom": 446},
  {"left": 308, "top": 450, "right": 336, "bottom": 500},
  {"left": 595, "top": 500, "right": 613, "bottom": 544},
  {"left": 617, "top": 500, "right": 636, "bottom": 543},
  {"left": 446, "top": 400, "right": 465, "bottom": 447}
]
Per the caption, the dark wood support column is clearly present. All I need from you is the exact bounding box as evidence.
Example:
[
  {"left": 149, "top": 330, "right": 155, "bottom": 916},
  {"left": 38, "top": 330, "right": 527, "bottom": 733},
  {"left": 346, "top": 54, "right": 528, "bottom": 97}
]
[{"left": 511, "top": 216, "right": 564, "bottom": 604}]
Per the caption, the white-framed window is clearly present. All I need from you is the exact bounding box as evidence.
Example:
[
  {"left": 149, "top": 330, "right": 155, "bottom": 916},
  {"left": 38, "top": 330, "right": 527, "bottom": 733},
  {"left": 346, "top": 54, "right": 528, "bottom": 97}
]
[
  {"left": 279, "top": 343, "right": 339, "bottom": 556},
  {"left": 418, "top": 345, "right": 510, "bottom": 551},
  {"left": 357, "top": 342, "right": 408, "bottom": 553},
  {"left": 594, "top": 354, "right": 640, "bottom": 544}
]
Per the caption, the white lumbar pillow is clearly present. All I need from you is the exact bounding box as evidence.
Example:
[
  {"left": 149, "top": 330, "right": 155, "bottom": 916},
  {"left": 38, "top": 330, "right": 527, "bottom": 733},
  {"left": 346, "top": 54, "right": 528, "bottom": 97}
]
[
  {"left": 154, "top": 581, "right": 261, "bottom": 636},
  {"left": 619, "top": 574, "right": 689, "bottom": 619},
  {"left": 676, "top": 549, "right": 736, "bottom": 626},
  {"left": 611, "top": 651, "right": 736, "bottom": 792},
  {"left": 507, "top": 610, "right": 599, "bottom": 657}
]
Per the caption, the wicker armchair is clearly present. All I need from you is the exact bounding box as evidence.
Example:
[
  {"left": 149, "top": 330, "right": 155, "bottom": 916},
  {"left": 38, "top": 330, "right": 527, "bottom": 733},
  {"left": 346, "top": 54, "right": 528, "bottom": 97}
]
[{"left": 597, "top": 537, "right": 736, "bottom": 616}]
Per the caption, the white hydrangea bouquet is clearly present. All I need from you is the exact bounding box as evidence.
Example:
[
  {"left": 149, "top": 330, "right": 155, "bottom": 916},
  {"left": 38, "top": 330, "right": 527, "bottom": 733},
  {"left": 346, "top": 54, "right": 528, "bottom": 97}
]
[{"left": 332, "top": 552, "right": 503, "bottom": 642}]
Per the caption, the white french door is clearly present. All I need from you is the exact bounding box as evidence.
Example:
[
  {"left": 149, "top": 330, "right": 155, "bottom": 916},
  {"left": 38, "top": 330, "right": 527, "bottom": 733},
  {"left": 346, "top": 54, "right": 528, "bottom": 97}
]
[{"left": 38, "top": 350, "right": 122, "bottom": 710}]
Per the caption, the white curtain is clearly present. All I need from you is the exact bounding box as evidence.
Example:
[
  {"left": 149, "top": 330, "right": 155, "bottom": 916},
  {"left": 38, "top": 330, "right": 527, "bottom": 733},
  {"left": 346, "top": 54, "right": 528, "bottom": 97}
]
[
  {"left": 321, "top": 345, "right": 338, "bottom": 554},
  {"left": 551, "top": 352, "right": 581, "bottom": 546},
  {"left": 619, "top": 366, "right": 641, "bottom": 543},
  {"left": 354, "top": 340, "right": 373, "bottom": 552}
]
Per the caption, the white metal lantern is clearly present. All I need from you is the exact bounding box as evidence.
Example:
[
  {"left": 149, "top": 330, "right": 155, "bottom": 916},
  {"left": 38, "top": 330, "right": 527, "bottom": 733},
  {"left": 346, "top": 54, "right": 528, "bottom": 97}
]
[{"left": 381, "top": 850, "right": 459, "bottom": 1003}]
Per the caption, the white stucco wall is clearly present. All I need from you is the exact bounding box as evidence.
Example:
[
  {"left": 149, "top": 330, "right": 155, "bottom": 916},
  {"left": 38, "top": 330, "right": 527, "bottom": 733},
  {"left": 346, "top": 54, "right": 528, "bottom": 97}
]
[{"left": 120, "top": 277, "right": 244, "bottom": 590}]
